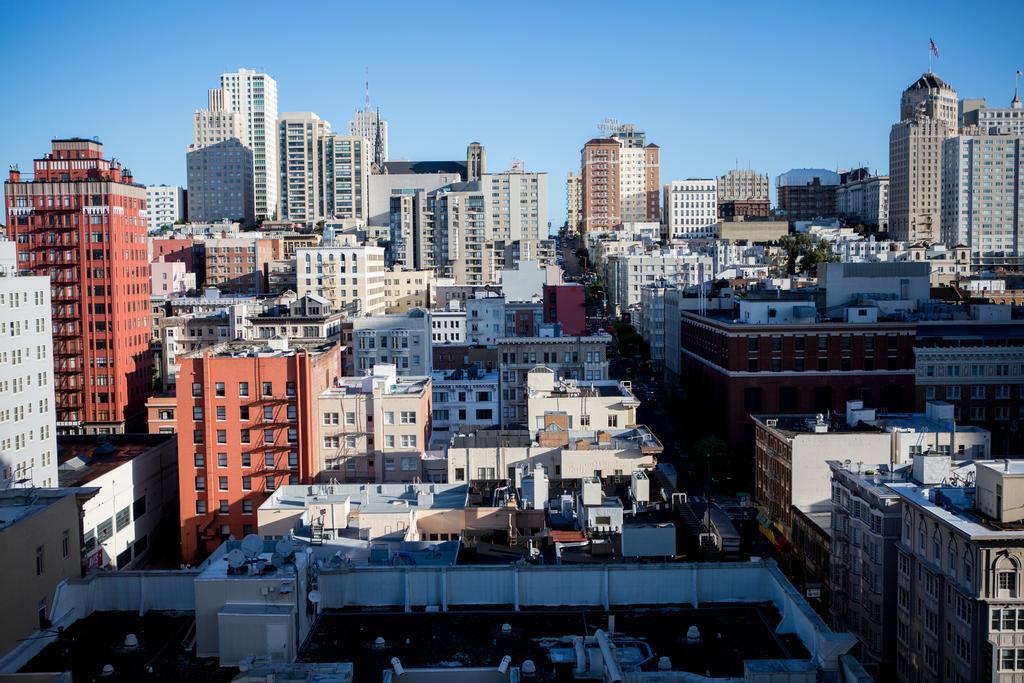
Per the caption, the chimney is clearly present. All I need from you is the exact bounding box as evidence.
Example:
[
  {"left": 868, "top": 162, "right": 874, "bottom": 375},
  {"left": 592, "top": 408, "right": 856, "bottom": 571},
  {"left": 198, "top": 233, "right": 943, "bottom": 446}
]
[
  {"left": 8, "top": 165, "right": 20, "bottom": 182},
  {"left": 123, "top": 168, "right": 134, "bottom": 184}
]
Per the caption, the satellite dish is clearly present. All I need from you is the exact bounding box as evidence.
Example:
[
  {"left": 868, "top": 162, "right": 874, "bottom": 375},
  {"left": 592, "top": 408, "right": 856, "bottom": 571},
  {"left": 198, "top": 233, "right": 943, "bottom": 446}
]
[
  {"left": 271, "top": 553, "right": 285, "bottom": 569},
  {"left": 308, "top": 590, "right": 321, "bottom": 604},
  {"left": 241, "top": 534, "right": 263, "bottom": 558},
  {"left": 275, "top": 539, "right": 293, "bottom": 557},
  {"left": 226, "top": 549, "right": 246, "bottom": 569}
]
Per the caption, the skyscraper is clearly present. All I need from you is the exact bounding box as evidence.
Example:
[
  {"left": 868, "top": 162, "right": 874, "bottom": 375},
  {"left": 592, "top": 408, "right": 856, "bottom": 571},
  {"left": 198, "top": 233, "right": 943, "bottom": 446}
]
[
  {"left": 186, "top": 139, "right": 255, "bottom": 225},
  {"left": 217, "top": 69, "right": 279, "bottom": 221},
  {"left": 349, "top": 78, "right": 388, "bottom": 168},
  {"left": 4, "top": 139, "right": 152, "bottom": 434},
  {"left": 278, "top": 112, "right": 333, "bottom": 224},
  {"left": 566, "top": 171, "right": 582, "bottom": 233},
  {"left": 580, "top": 123, "right": 659, "bottom": 233},
  {"left": 942, "top": 94, "right": 1024, "bottom": 268},
  {"left": 889, "top": 73, "right": 958, "bottom": 242}
]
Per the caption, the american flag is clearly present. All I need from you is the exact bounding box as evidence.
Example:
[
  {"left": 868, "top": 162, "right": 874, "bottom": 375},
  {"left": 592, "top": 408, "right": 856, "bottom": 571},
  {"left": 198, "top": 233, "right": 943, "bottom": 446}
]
[
  {"left": 1017, "top": 70, "right": 1024, "bottom": 77},
  {"left": 929, "top": 39, "right": 939, "bottom": 58}
]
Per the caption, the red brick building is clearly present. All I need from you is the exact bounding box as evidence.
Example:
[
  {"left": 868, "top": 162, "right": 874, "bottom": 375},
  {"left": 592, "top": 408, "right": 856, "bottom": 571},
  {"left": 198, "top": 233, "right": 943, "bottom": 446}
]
[
  {"left": 151, "top": 235, "right": 205, "bottom": 285},
  {"left": 543, "top": 283, "right": 586, "bottom": 336},
  {"left": 174, "top": 340, "right": 341, "bottom": 562},
  {"left": 679, "top": 311, "right": 917, "bottom": 452},
  {"left": 581, "top": 138, "right": 621, "bottom": 233},
  {"left": 5, "top": 139, "right": 153, "bottom": 433}
]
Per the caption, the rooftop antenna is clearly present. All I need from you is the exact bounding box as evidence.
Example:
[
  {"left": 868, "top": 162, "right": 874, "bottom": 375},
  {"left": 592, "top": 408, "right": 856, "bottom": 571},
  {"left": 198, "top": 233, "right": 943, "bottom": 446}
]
[{"left": 364, "top": 67, "right": 371, "bottom": 110}]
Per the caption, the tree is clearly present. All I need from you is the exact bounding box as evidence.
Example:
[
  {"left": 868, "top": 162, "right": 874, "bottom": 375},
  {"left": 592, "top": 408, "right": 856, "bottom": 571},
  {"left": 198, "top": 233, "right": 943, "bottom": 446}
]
[
  {"left": 778, "top": 233, "right": 812, "bottom": 275},
  {"left": 798, "top": 238, "right": 840, "bottom": 275}
]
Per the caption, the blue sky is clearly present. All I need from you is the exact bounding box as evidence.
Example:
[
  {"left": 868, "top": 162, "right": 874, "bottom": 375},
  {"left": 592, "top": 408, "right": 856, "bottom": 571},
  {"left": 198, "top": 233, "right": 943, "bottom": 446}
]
[{"left": 2, "top": 0, "right": 1022, "bottom": 230}]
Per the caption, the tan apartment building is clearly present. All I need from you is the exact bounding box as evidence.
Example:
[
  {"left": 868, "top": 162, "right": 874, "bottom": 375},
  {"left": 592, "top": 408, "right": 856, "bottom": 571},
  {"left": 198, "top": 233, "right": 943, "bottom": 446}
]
[
  {"left": 384, "top": 266, "right": 434, "bottom": 313},
  {"left": 296, "top": 243, "right": 386, "bottom": 316},
  {"left": 525, "top": 366, "right": 639, "bottom": 436},
  {"left": 0, "top": 489, "right": 93, "bottom": 659},
  {"left": 889, "top": 72, "right": 958, "bottom": 243},
  {"left": 317, "top": 364, "right": 431, "bottom": 483}
]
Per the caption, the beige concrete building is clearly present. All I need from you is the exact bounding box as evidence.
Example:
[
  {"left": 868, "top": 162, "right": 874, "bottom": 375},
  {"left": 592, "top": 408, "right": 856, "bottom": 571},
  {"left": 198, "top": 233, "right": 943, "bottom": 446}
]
[
  {"left": 384, "top": 267, "right": 434, "bottom": 313},
  {"left": 0, "top": 489, "right": 92, "bottom": 658},
  {"left": 480, "top": 170, "right": 548, "bottom": 243},
  {"left": 889, "top": 72, "right": 958, "bottom": 243},
  {"left": 446, "top": 427, "right": 660, "bottom": 483},
  {"left": 278, "top": 112, "right": 332, "bottom": 224},
  {"left": 316, "top": 365, "right": 431, "bottom": 483},
  {"left": 718, "top": 169, "right": 770, "bottom": 201},
  {"left": 191, "top": 88, "right": 245, "bottom": 151},
  {"left": 566, "top": 171, "right": 582, "bottom": 232},
  {"left": 296, "top": 243, "right": 385, "bottom": 316},
  {"left": 889, "top": 459, "right": 1024, "bottom": 682},
  {"left": 715, "top": 218, "right": 790, "bottom": 243},
  {"left": 525, "top": 367, "right": 639, "bottom": 437}
]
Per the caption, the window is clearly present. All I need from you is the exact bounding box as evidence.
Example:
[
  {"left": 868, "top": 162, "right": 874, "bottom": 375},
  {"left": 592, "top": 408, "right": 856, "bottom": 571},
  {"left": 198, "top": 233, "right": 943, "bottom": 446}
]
[
  {"left": 216, "top": 405, "right": 226, "bottom": 421},
  {"left": 264, "top": 429, "right": 274, "bottom": 444},
  {"left": 999, "top": 570, "right": 1018, "bottom": 598},
  {"left": 264, "top": 405, "right": 275, "bottom": 421},
  {"left": 35, "top": 545, "right": 44, "bottom": 576},
  {"left": 133, "top": 496, "right": 146, "bottom": 519},
  {"left": 195, "top": 476, "right": 206, "bottom": 491},
  {"left": 62, "top": 530, "right": 70, "bottom": 559},
  {"left": 240, "top": 429, "right": 250, "bottom": 444},
  {"left": 286, "top": 381, "right": 296, "bottom": 397},
  {"left": 196, "top": 500, "right": 207, "bottom": 514},
  {"left": 219, "top": 500, "right": 229, "bottom": 514},
  {"left": 262, "top": 382, "right": 273, "bottom": 396},
  {"left": 115, "top": 506, "right": 130, "bottom": 531},
  {"left": 191, "top": 383, "right": 202, "bottom": 397},
  {"left": 192, "top": 406, "right": 204, "bottom": 420},
  {"left": 323, "top": 412, "right": 339, "bottom": 425},
  {"left": 384, "top": 412, "right": 394, "bottom": 425},
  {"left": 194, "top": 452, "right": 205, "bottom": 467},
  {"left": 96, "top": 518, "right": 113, "bottom": 542},
  {"left": 215, "top": 382, "right": 225, "bottom": 397},
  {"left": 385, "top": 435, "right": 395, "bottom": 448},
  {"left": 608, "top": 415, "right": 618, "bottom": 428},
  {"left": 401, "top": 435, "right": 417, "bottom": 448},
  {"left": 218, "top": 476, "right": 228, "bottom": 491},
  {"left": 345, "top": 412, "right": 356, "bottom": 425},
  {"left": 242, "top": 476, "right": 252, "bottom": 491},
  {"left": 239, "top": 382, "right": 249, "bottom": 397},
  {"left": 243, "top": 500, "right": 253, "bottom": 514},
  {"left": 217, "top": 429, "right": 227, "bottom": 444},
  {"left": 400, "top": 411, "right": 416, "bottom": 424}
]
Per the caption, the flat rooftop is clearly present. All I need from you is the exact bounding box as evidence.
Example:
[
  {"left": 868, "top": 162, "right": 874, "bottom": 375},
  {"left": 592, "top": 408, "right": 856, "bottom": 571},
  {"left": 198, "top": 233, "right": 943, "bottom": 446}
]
[
  {"left": 0, "top": 488, "right": 96, "bottom": 532},
  {"left": 321, "top": 375, "right": 430, "bottom": 398},
  {"left": 299, "top": 605, "right": 809, "bottom": 679},
  {"left": 533, "top": 379, "right": 637, "bottom": 399},
  {"left": 18, "top": 611, "right": 233, "bottom": 681},
  {"left": 183, "top": 339, "right": 336, "bottom": 359},
  {"left": 263, "top": 483, "right": 469, "bottom": 513},
  {"left": 888, "top": 481, "right": 1024, "bottom": 538},
  {"left": 57, "top": 434, "right": 175, "bottom": 487},
  {"left": 753, "top": 414, "right": 885, "bottom": 437}
]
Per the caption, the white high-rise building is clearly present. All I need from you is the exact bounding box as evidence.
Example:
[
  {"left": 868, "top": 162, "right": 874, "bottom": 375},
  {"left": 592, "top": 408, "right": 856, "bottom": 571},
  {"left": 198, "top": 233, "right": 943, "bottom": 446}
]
[
  {"left": 278, "top": 112, "right": 333, "bottom": 224},
  {"left": 145, "top": 185, "right": 186, "bottom": 231},
  {"left": 321, "top": 134, "right": 370, "bottom": 223},
  {"left": 942, "top": 129, "right": 1024, "bottom": 268},
  {"left": 663, "top": 179, "right": 718, "bottom": 239},
  {"left": 0, "top": 241, "right": 57, "bottom": 489},
  {"left": 218, "top": 68, "right": 279, "bottom": 221},
  {"left": 481, "top": 170, "right": 548, "bottom": 242},
  {"left": 889, "top": 72, "right": 958, "bottom": 242},
  {"left": 191, "top": 88, "right": 245, "bottom": 150}
]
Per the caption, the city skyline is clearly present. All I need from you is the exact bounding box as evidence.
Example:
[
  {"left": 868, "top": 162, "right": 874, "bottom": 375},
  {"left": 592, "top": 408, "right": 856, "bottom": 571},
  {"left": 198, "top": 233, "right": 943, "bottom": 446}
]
[{"left": 2, "top": 1, "right": 1022, "bottom": 228}]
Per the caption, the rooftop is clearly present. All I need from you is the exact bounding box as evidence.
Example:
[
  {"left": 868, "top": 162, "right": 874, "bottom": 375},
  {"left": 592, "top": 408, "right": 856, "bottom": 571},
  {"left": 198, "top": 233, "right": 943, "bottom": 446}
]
[
  {"left": 57, "top": 434, "right": 176, "bottom": 487},
  {"left": 262, "top": 483, "right": 469, "bottom": 514},
  {"left": 299, "top": 604, "right": 809, "bottom": 680},
  {"left": 321, "top": 374, "right": 431, "bottom": 398},
  {"left": 752, "top": 414, "right": 885, "bottom": 437},
  {"left": 183, "top": 339, "right": 336, "bottom": 359},
  {"left": 0, "top": 488, "right": 97, "bottom": 532}
]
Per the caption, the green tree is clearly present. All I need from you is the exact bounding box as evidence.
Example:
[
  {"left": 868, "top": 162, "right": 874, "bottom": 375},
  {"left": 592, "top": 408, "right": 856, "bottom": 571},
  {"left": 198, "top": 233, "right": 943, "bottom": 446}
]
[
  {"left": 778, "top": 233, "right": 812, "bottom": 275},
  {"left": 798, "top": 238, "right": 840, "bottom": 274}
]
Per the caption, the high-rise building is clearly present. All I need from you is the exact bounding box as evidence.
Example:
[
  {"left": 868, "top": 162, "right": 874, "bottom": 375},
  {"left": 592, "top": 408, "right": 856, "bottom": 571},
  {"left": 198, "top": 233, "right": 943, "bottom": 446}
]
[
  {"left": 566, "top": 171, "right": 582, "bottom": 233},
  {"left": 217, "top": 69, "right": 279, "bottom": 221},
  {"left": 145, "top": 185, "right": 186, "bottom": 231},
  {"left": 663, "top": 179, "right": 718, "bottom": 239},
  {"left": 717, "top": 169, "right": 770, "bottom": 201},
  {"left": 942, "top": 96, "right": 1024, "bottom": 269},
  {"left": 320, "top": 133, "right": 369, "bottom": 223},
  {"left": 776, "top": 169, "right": 840, "bottom": 221},
  {"left": 278, "top": 113, "right": 332, "bottom": 224},
  {"left": 466, "top": 142, "right": 486, "bottom": 182},
  {"left": 580, "top": 126, "right": 660, "bottom": 233},
  {"left": 480, "top": 169, "right": 548, "bottom": 242},
  {"left": 960, "top": 91, "right": 1024, "bottom": 135},
  {"left": 889, "top": 73, "right": 958, "bottom": 242},
  {"left": 174, "top": 340, "right": 342, "bottom": 562},
  {"left": 4, "top": 139, "right": 152, "bottom": 434},
  {"left": 0, "top": 241, "right": 57, "bottom": 489},
  {"left": 277, "top": 113, "right": 371, "bottom": 225},
  {"left": 186, "top": 140, "right": 255, "bottom": 226},
  {"left": 191, "top": 89, "right": 245, "bottom": 150},
  {"left": 348, "top": 78, "right": 388, "bottom": 168}
]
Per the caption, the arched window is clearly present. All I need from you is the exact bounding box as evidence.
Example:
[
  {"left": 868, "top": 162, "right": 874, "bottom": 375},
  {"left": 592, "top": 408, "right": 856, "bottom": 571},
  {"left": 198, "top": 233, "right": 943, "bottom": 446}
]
[
  {"left": 963, "top": 550, "right": 974, "bottom": 583},
  {"left": 994, "top": 554, "right": 1019, "bottom": 598},
  {"left": 932, "top": 530, "right": 942, "bottom": 562},
  {"left": 918, "top": 522, "right": 927, "bottom": 553},
  {"left": 947, "top": 538, "right": 958, "bottom": 578}
]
